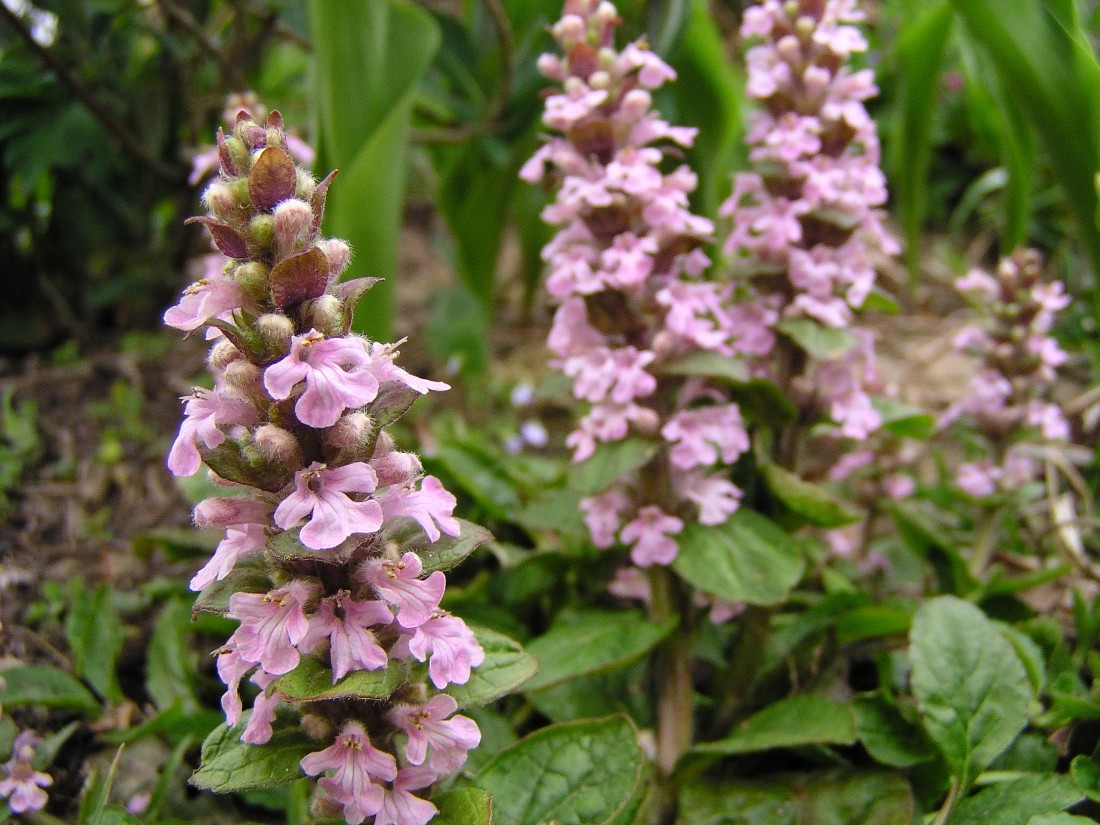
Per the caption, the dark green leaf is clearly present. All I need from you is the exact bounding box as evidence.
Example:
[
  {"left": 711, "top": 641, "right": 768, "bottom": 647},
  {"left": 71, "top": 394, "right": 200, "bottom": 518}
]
[
  {"left": 146, "top": 599, "right": 201, "bottom": 714},
  {"left": 910, "top": 597, "right": 1030, "bottom": 789},
  {"left": 66, "top": 581, "right": 124, "bottom": 703},
  {"left": 192, "top": 559, "right": 272, "bottom": 616},
  {"left": 656, "top": 350, "right": 750, "bottom": 384},
  {"left": 853, "top": 693, "right": 937, "bottom": 769},
  {"left": 761, "top": 461, "right": 862, "bottom": 527},
  {"left": 436, "top": 442, "right": 520, "bottom": 521},
  {"left": 568, "top": 438, "right": 659, "bottom": 496},
  {"left": 523, "top": 610, "right": 675, "bottom": 692},
  {"left": 447, "top": 625, "right": 538, "bottom": 707},
  {"left": 190, "top": 719, "right": 313, "bottom": 793},
  {"left": 434, "top": 787, "right": 493, "bottom": 825},
  {"left": 775, "top": 318, "right": 858, "bottom": 360},
  {"left": 475, "top": 715, "right": 646, "bottom": 825},
  {"left": 272, "top": 657, "right": 404, "bottom": 702},
  {"left": 378, "top": 517, "right": 493, "bottom": 574},
  {"left": 672, "top": 510, "right": 805, "bottom": 605},
  {"left": 872, "top": 397, "right": 936, "bottom": 440},
  {"left": 0, "top": 665, "right": 98, "bottom": 714},
  {"left": 694, "top": 696, "right": 856, "bottom": 756},
  {"left": 951, "top": 775, "right": 1083, "bottom": 825},
  {"left": 726, "top": 379, "right": 797, "bottom": 427}
]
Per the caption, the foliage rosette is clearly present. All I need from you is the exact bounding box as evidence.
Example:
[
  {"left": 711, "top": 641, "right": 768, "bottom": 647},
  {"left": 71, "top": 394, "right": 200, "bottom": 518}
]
[{"left": 164, "top": 110, "right": 508, "bottom": 825}]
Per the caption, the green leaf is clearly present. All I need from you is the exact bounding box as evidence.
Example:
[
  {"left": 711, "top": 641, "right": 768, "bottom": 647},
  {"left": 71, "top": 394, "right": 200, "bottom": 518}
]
[
  {"left": 950, "top": 775, "right": 1083, "bottom": 825},
  {"left": 447, "top": 625, "right": 538, "bottom": 707},
  {"left": 0, "top": 665, "right": 99, "bottom": 714},
  {"left": 726, "top": 379, "right": 797, "bottom": 427},
  {"left": 852, "top": 693, "right": 937, "bottom": 769},
  {"left": 436, "top": 441, "right": 520, "bottom": 521},
  {"left": 672, "top": 510, "right": 805, "bottom": 606},
  {"left": 567, "top": 438, "right": 659, "bottom": 496},
  {"left": 191, "top": 559, "right": 272, "bottom": 616},
  {"left": 378, "top": 517, "right": 493, "bottom": 574},
  {"left": 78, "top": 746, "right": 123, "bottom": 825},
  {"left": 872, "top": 397, "right": 936, "bottom": 440},
  {"left": 694, "top": 695, "right": 856, "bottom": 756},
  {"left": 679, "top": 770, "right": 915, "bottom": 825},
  {"left": 761, "top": 461, "right": 862, "bottom": 527},
  {"left": 888, "top": 0, "right": 954, "bottom": 281},
  {"left": 434, "top": 787, "right": 493, "bottom": 825},
  {"left": 1071, "top": 753, "right": 1100, "bottom": 801},
  {"left": 66, "top": 581, "right": 124, "bottom": 703},
  {"left": 146, "top": 599, "right": 201, "bottom": 714},
  {"left": 775, "top": 318, "right": 858, "bottom": 360},
  {"left": 190, "top": 719, "right": 313, "bottom": 793},
  {"left": 909, "top": 596, "right": 1030, "bottom": 790},
  {"left": 475, "top": 715, "right": 646, "bottom": 825},
  {"left": 309, "top": 0, "right": 442, "bottom": 338},
  {"left": 1028, "top": 816, "right": 1099, "bottom": 825},
  {"left": 656, "top": 350, "right": 750, "bottom": 384},
  {"left": 523, "top": 610, "right": 675, "bottom": 692},
  {"left": 271, "top": 657, "right": 404, "bottom": 703}
]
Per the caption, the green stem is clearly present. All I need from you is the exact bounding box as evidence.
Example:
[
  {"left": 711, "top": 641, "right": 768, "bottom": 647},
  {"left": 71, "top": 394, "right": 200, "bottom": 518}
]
[
  {"left": 930, "top": 776, "right": 961, "bottom": 825},
  {"left": 970, "top": 504, "right": 1002, "bottom": 577},
  {"left": 710, "top": 606, "right": 770, "bottom": 736}
]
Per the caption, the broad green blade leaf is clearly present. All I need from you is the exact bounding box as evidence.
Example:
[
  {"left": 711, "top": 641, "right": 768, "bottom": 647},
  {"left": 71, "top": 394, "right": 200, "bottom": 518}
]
[
  {"left": 872, "top": 397, "right": 936, "bottom": 440},
  {"left": 475, "top": 715, "right": 647, "bottom": 825},
  {"left": 523, "top": 609, "right": 675, "bottom": 692},
  {"left": 950, "top": 775, "right": 1083, "bottom": 825},
  {"left": 775, "top": 318, "right": 857, "bottom": 360},
  {"left": 378, "top": 517, "right": 493, "bottom": 574},
  {"left": 950, "top": 0, "right": 1100, "bottom": 299},
  {"left": 190, "top": 719, "right": 313, "bottom": 793},
  {"left": 910, "top": 596, "right": 1030, "bottom": 790},
  {"left": 567, "top": 438, "right": 659, "bottom": 496},
  {"left": 191, "top": 559, "right": 272, "bottom": 616},
  {"left": 694, "top": 695, "right": 856, "bottom": 756},
  {"left": 435, "top": 441, "right": 520, "bottom": 521},
  {"left": 146, "top": 599, "right": 201, "bottom": 714},
  {"left": 761, "top": 461, "right": 862, "bottom": 528},
  {"left": 271, "top": 657, "right": 405, "bottom": 703},
  {"left": 888, "top": 1, "right": 953, "bottom": 281},
  {"left": 65, "top": 581, "right": 124, "bottom": 703},
  {"left": 446, "top": 625, "right": 538, "bottom": 707},
  {"left": 1071, "top": 753, "right": 1100, "bottom": 801},
  {"left": 679, "top": 770, "right": 915, "bottom": 825},
  {"left": 852, "top": 693, "right": 937, "bottom": 769},
  {"left": 0, "top": 664, "right": 99, "bottom": 715},
  {"left": 1029, "top": 815, "right": 1099, "bottom": 825},
  {"left": 309, "top": 0, "right": 441, "bottom": 338},
  {"left": 725, "top": 379, "right": 797, "bottom": 427},
  {"left": 672, "top": 509, "right": 805, "bottom": 605},
  {"left": 435, "top": 787, "right": 493, "bottom": 825},
  {"left": 655, "top": 350, "right": 750, "bottom": 384},
  {"left": 666, "top": 0, "right": 744, "bottom": 218}
]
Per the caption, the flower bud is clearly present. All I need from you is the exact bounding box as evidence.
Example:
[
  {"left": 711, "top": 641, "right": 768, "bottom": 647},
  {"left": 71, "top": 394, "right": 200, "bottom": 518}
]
[
  {"left": 318, "top": 238, "right": 351, "bottom": 282},
  {"left": 228, "top": 177, "right": 251, "bottom": 207},
  {"left": 208, "top": 339, "right": 242, "bottom": 371},
  {"left": 651, "top": 330, "right": 678, "bottom": 361},
  {"left": 372, "top": 450, "right": 422, "bottom": 487},
  {"left": 588, "top": 70, "right": 611, "bottom": 90},
  {"left": 202, "top": 181, "right": 238, "bottom": 220},
  {"left": 256, "top": 313, "right": 294, "bottom": 354},
  {"left": 295, "top": 169, "right": 317, "bottom": 201},
  {"left": 232, "top": 262, "right": 271, "bottom": 303},
  {"left": 193, "top": 496, "right": 271, "bottom": 528},
  {"left": 252, "top": 424, "right": 304, "bottom": 470},
  {"left": 273, "top": 198, "right": 315, "bottom": 257},
  {"left": 553, "top": 14, "right": 585, "bottom": 44},
  {"left": 784, "top": 0, "right": 800, "bottom": 19},
  {"left": 302, "top": 295, "right": 344, "bottom": 336},
  {"left": 795, "top": 16, "right": 816, "bottom": 38},
  {"left": 224, "top": 136, "right": 250, "bottom": 175},
  {"left": 249, "top": 214, "right": 275, "bottom": 253},
  {"left": 777, "top": 35, "right": 801, "bottom": 62},
  {"left": 265, "top": 127, "right": 285, "bottom": 149},
  {"left": 326, "top": 412, "right": 373, "bottom": 453},
  {"left": 537, "top": 53, "right": 564, "bottom": 80},
  {"left": 223, "top": 360, "right": 264, "bottom": 398},
  {"left": 241, "top": 123, "right": 267, "bottom": 150}
]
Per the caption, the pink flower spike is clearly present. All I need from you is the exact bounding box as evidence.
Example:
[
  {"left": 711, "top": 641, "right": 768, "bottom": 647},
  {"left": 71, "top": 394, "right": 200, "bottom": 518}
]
[
  {"left": 375, "top": 767, "right": 440, "bottom": 825},
  {"left": 661, "top": 405, "right": 749, "bottom": 470},
  {"left": 301, "top": 722, "right": 397, "bottom": 825},
  {"left": 274, "top": 462, "right": 384, "bottom": 550},
  {"left": 360, "top": 553, "right": 446, "bottom": 629},
  {"left": 376, "top": 476, "right": 460, "bottom": 543},
  {"left": 263, "top": 330, "right": 379, "bottom": 428},
  {"left": 168, "top": 388, "right": 257, "bottom": 477},
  {"left": 395, "top": 612, "right": 485, "bottom": 689},
  {"left": 228, "top": 580, "right": 316, "bottom": 675},
  {"left": 621, "top": 506, "right": 683, "bottom": 567},
  {"left": 300, "top": 590, "right": 392, "bottom": 681},
  {"left": 390, "top": 694, "right": 481, "bottom": 773},
  {"left": 164, "top": 269, "right": 245, "bottom": 332},
  {"left": 190, "top": 524, "right": 267, "bottom": 592}
]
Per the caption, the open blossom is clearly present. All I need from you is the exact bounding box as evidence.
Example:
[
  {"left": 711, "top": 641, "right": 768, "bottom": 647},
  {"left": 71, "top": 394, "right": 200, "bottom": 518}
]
[
  {"left": 190, "top": 523, "right": 266, "bottom": 591},
  {"left": 228, "top": 581, "right": 316, "bottom": 675},
  {"left": 264, "top": 331, "right": 379, "bottom": 427},
  {"left": 168, "top": 387, "right": 257, "bottom": 476},
  {"left": 621, "top": 506, "right": 683, "bottom": 567},
  {"left": 581, "top": 490, "right": 633, "bottom": 549},
  {"left": 359, "top": 552, "right": 446, "bottom": 629},
  {"left": 0, "top": 732, "right": 51, "bottom": 814},
  {"left": 301, "top": 722, "right": 397, "bottom": 825},
  {"left": 163, "top": 268, "right": 246, "bottom": 331},
  {"left": 662, "top": 406, "right": 749, "bottom": 469},
  {"left": 395, "top": 612, "right": 485, "bottom": 689},
  {"left": 390, "top": 694, "right": 481, "bottom": 773},
  {"left": 274, "top": 462, "right": 384, "bottom": 550},
  {"left": 375, "top": 768, "right": 439, "bottom": 825},
  {"left": 301, "top": 591, "right": 393, "bottom": 680},
  {"left": 375, "top": 476, "right": 460, "bottom": 543}
]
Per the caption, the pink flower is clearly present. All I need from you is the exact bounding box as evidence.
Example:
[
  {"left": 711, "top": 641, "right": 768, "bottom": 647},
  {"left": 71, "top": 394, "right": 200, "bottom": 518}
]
[
  {"left": 301, "top": 722, "right": 398, "bottom": 825},
  {"left": 274, "top": 462, "right": 384, "bottom": 550},
  {"left": 264, "top": 331, "right": 379, "bottom": 428},
  {"left": 193, "top": 496, "right": 272, "bottom": 529},
  {"left": 168, "top": 388, "right": 257, "bottom": 477},
  {"left": 955, "top": 268, "right": 1000, "bottom": 300},
  {"left": 0, "top": 761, "right": 51, "bottom": 815},
  {"left": 241, "top": 670, "right": 280, "bottom": 745},
  {"left": 375, "top": 768, "right": 439, "bottom": 825},
  {"left": 580, "top": 490, "right": 633, "bottom": 549},
  {"left": 364, "top": 342, "right": 451, "bottom": 395},
  {"left": 661, "top": 405, "right": 749, "bottom": 469},
  {"left": 679, "top": 472, "right": 743, "bottom": 525},
  {"left": 620, "top": 506, "right": 683, "bottom": 567},
  {"left": 228, "top": 580, "right": 315, "bottom": 675},
  {"left": 375, "top": 476, "right": 460, "bottom": 543},
  {"left": 608, "top": 566, "right": 652, "bottom": 603},
  {"left": 563, "top": 347, "right": 657, "bottom": 405},
  {"left": 882, "top": 474, "right": 916, "bottom": 500},
  {"left": 163, "top": 269, "right": 245, "bottom": 331},
  {"left": 390, "top": 694, "right": 481, "bottom": 773},
  {"left": 301, "top": 590, "right": 393, "bottom": 681},
  {"left": 359, "top": 553, "right": 445, "bottom": 630},
  {"left": 394, "top": 612, "right": 485, "bottom": 689},
  {"left": 957, "top": 462, "right": 999, "bottom": 498},
  {"left": 566, "top": 403, "right": 659, "bottom": 462},
  {"left": 190, "top": 524, "right": 267, "bottom": 591},
  {"left": 216, "top": 644, "right": 254, "bottom": 725}
]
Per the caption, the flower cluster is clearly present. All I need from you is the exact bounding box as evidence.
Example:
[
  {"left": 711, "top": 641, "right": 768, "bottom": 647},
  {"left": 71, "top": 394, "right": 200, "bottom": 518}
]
[
  {"left": 0, "top": 729, "right": 51, "bottom": 815},
  {"left": 523, "top": 0, "right": 749, "bottom": 572},
  {"left": 944, "top": 248, "right": 1070, "bottom": 497},
  {"left": 165, "top": 111, "right": 483, "bottom": 825},
  {"left": 721, "top": 0, "right": 898, "bottom": 440}
]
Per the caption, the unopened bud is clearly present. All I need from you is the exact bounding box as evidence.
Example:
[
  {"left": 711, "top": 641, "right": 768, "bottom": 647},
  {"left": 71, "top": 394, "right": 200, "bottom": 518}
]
[
  {"left": 295, "top": 169, "right": 317, "bottom": 201},
  {"left": 302, "top": 295, "right": 344, "bottom": 336},
  {"left": 223, "top": 360, "right": 264, "bottom": 397},
  {"left": 371, "top": 430, "right": 395, "bottom": 458},
  {"left": 553, "top": 14, "right": 585, "bottom": 43},
  {"left": 252, "top": 424, "right": 303, "bottom": 470},
  {"left": 228, "top": 177, "right": 251, "bottom": 208},
  {"left": 202, "top": 181, "right": 237, "bottom": 219},
  {"left": 318, "top": 238, "right": 352, "bottom": 281},
  {"left": 224, "top": 136, "right": 250, "bottom": 175},
  {"left": 325, "top": 412, "right": 373, "bottom": 456},
  {"left": 537, "top": 53, "right": 564, "bottom": 80},
  {"left": 372, "top": 450, "right": 422, "bottom": 486},
  {"left": 777, "top": 35, "right": 801, "bottom": 62},
  {"left": 256, "top": 313, "right": 294, "bottom": 354},
  {"left": 795, "top": 16, "right": 816, "bottom": 38},
  {"left": 241, "top": 123, "right": 267, "bottom": 150},
  {"left": 273, "top": 198, "right": 315, "bottom": 256},
  {"left": 249, "top": 214, "right": 275, "bottom": 253},
  {"left": 265, "top": 127, "right": 285, "bottom": 149},
  {"left": 194, "top": 496, "right": 271, "bottom": 528},
  {"left": 208, "top": 339, "right": 242, "bottom": 371},
  {"left": 598, "top": 47, "right": 616, "bottom": 70},
  {"left": 588, "top": 70, "right": 611, "bottom": 90},
  {"left": 300, "top": 711, "right": 335, "bottom": 743},
  {"left": 784, "top": 0, "right": 800, "bottom": 18},
  {"left": 651, "top": 330, "right": 678, "bottom": 361},
  {"left": 233, "top": 262, "right": 271, "bottom": 303},
  {"left": 620, "top": 89, "right": 651, "bottom": 121}
]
